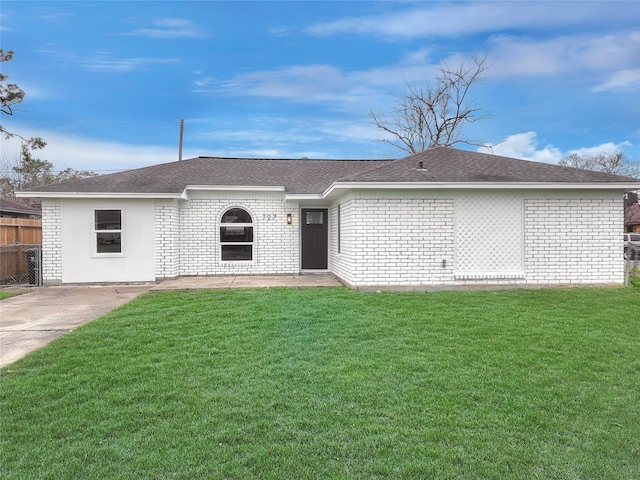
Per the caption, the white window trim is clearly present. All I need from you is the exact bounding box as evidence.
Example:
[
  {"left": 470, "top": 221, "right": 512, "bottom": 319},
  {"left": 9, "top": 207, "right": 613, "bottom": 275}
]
[
  {"left": 219, "top": 207, "right": 254, "bottom": 262},
  {"left": 93, "top": 208, "right": 125, "bottom": 258}
]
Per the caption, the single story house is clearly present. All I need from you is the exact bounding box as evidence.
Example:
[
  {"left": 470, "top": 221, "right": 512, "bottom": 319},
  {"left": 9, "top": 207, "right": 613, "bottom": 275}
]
[{"left": 17, "top": 147, "right": 640, "bottom": 288}]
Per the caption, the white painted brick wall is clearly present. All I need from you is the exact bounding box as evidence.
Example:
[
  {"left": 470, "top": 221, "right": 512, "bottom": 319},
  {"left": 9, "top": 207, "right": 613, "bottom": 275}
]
[
  {"left": 41, "top": 200, "right": 63, "bottom": 284},
  {"left": 330, "top": 190, "right": 625, "bottom": 288},
  {"left": 154, "top": 202, "right": 179, "bottom": 279},
  {"left": 41, "top": 188, "right": 623, "bottom": 287},
  {"left": 524, "top": 194, "right": 624, "bottom": 284},
  {"left": 178, "top": 190, "right": 299, "bottom": 275},
  {"left": 331, "top": 194, "right": 456, "bottom": 286}
]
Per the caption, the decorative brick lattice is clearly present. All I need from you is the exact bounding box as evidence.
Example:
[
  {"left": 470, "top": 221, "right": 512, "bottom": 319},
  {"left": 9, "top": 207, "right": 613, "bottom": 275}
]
[{"left": 455, "top": 194, "right": 524, "bottom": 279}]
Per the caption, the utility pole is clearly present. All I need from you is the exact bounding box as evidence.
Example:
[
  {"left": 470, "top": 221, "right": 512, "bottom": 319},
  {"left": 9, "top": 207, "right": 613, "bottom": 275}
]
[{"left": 178, "top": 119, "right": 184, "bottom": 161}]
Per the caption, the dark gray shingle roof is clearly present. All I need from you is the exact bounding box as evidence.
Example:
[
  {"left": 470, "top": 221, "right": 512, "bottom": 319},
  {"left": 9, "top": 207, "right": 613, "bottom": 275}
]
[
  {"left": 0, "top": 197, "right": 42, "bottom": 216},
  {"left": 343, "top": 147, "right": 640, "bottom": 184},
  {"left": 21, "top": 147, "right": 639, "bottom": 196}
]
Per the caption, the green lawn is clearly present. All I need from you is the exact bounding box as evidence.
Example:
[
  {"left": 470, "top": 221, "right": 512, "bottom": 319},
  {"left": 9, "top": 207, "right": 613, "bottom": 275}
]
[
  {"left": 0, "top": 291, "right": 18, "bottom": 301},
  {"left": 1, "top": 287, "right": 639, "bottom": 479}
]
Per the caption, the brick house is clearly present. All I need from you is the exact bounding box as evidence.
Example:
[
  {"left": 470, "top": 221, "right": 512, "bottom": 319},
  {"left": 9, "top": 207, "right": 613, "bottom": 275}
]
[{"left": 17, "top": 147, "right": 640, "bottom": 288}]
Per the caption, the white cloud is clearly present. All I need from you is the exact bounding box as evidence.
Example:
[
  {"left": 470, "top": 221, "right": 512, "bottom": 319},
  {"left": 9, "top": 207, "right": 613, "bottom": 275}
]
[
  {"left": 480, "top": 133, "right": 634, "bottom": 164},
  {"left": 194, "top": 52, "right": 441, "bottom": 109},
  {"left": 1, "top": 129, "right": 185, "bottom": 173},
  {"left": 82, "top": 54, "right": 181, "bottom": 73},
  {"left": 306, "top": 3, "right": 633, "bottom": 38},
  {"left": 195, "top": 27, "right": 638, "bottom": 109},
  {"left": 35, "top": 48, "right": 182, "bottom": 74},
  {"left": 488, "top": 31, "right": 640, "bottom": 78},
  {"left": 479, "top": 132, "right": 562, "bottom": 163},
  {"left": 569, "top": 141, "right": 632, "bottom": 157},
  {"left": 121, "top": 18, "right": 208, "bottom": 39},
  {"left": 592, "top": 68, "right": 640, "bottom": 92}
]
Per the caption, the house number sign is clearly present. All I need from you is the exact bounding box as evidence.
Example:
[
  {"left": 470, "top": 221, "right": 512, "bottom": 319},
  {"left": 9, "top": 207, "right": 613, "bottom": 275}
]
[{"left": 262, "top": 214, "right": 278, "bottom": 221}]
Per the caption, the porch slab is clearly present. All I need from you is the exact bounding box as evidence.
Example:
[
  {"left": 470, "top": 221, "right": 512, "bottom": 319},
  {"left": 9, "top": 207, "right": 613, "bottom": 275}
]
[{"left": 152, "top": 273, "right": 342, "bottom": 291}]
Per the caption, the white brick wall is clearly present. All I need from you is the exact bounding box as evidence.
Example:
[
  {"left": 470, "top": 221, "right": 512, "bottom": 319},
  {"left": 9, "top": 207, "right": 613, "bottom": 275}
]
[
  {"left": 41, "top": 199, "right": 63, "bottom": 284},
  {"left": 329, "top": 189, "right": 625, "bottom": 288},
  {"left": 154, "top": 201, "right": 179, "bottom": 279},
  {"left": 40, "top": 188, "right": 624, "bottom": 287},
  {"left": 523, "top": 193, "right": 624, "bottom": 284},
  {"left": 178, "top": 190, "right": 299, "bottom": 275},
  {"left": 330, "top": 197, "right": 357, "bottom": 285},
  {"left": 330, "top": 192, "right": 456, "bottom": 287}
]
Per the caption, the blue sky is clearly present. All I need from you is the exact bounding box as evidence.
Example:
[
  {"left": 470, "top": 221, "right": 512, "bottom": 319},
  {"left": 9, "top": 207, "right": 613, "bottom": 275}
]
[{"left": 1, "top": 1, "right": 639, "bottom": 174}]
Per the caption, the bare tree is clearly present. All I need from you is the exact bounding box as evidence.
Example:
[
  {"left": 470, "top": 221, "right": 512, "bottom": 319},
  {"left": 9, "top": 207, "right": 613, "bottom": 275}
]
[
  {"left": 559, "top": 152, "right": 640, "bottom": 232},
  {"left": 559, "top": 152, "right": 640, "bottom": 178},
  {"left": 370, "top": 53, "right": 492, "bottom": 154}
]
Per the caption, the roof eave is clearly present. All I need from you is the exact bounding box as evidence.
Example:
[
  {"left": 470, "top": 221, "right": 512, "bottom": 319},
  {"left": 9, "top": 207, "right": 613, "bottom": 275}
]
[
  {"left": 323, "top": 181, "right": 640, "bottom": 198},
  {"left": 185, "top": 185, "right": 285, "bottom": 192},
  {"left": 15, "top": 191, "right": 185, "bottom": 199}
]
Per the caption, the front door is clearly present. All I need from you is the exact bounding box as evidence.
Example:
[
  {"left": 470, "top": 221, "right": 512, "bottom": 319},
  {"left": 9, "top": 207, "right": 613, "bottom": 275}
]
[{"left": 301, "top": 208, "right": 328, "bottom": 269}]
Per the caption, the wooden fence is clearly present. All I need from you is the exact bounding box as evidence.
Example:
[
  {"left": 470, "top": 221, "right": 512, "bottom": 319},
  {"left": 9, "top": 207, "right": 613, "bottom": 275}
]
[
  {"left": 1, "top": 219, "right": 42, "bottom": 284},
  {"left": 1, "top": 218, "right": 42, "bottom": 244}
]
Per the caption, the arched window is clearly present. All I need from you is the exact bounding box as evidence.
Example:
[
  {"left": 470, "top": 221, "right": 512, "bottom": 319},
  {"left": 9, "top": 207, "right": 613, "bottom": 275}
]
[{"left": 220, "top": 208, "right": 253, "bottom": 261}]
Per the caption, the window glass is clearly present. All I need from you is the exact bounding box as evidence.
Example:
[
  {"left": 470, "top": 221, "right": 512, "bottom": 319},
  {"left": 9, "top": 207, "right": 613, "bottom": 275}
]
[
  {"left": 95, "top": 209, "right": 122, "bottom": 253},
  {"left": 222, "top": 208, "right": 252, "bottom": 223},
  {"left": 220, "top": 226, "right": 253, "bottom": 243},
  {"left": 306, "top": 211, "right": 324, "bottom": 225},
  {"left": 95, "top": 210, "right": 121, "bottom": 230},
  {"left": 220, "top": 208, "right": 253, "bottom": 261},
  {"left": 221, "top": 245, "right": 252, "bottom": 261}
]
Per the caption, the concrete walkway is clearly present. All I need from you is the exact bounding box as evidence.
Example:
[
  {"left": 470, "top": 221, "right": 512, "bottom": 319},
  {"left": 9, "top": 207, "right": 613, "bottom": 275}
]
[
  {"left": 151, "top": 273, "right": 341, "bottom": 290},
  {"left": 0, "top": 274, "right": 341, "bottom": 368}
]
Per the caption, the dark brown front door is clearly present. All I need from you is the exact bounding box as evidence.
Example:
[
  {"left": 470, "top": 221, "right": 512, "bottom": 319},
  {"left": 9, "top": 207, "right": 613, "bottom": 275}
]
[{"left": 301, "top": 208, "right": 328, "bottom": 269}]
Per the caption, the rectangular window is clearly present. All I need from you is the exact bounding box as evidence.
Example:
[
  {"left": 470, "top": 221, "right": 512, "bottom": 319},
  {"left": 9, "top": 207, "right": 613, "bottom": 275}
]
[{"left": 95, "top": 209, "right": 122, "bottom": 254}]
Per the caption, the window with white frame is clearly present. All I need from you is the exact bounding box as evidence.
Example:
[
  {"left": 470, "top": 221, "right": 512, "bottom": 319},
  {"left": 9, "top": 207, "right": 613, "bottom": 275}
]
[
  {"left": 95, "top": 209, "right": 122, "bottom": 254},
  {"left": 220, "top": 208, "right": 253, "bottom": 261}
]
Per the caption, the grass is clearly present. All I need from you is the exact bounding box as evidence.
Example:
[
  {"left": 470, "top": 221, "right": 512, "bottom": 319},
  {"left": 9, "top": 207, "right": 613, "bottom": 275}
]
[
  {"left": 1, "top": 287, "right": 639, "bottom": 479},
  {"left": 0, "top": 291, "right": 18, "bottom": 301}
]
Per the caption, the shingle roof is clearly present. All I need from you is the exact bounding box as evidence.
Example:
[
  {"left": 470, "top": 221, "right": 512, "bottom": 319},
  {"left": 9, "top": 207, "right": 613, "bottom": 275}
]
[
  {"left": 342, "top": 147, "right": 640, "bottom": 184},
  {"left": 20, "top": 147, "right": 639, "bottom": 196},
  {"left": 0, "top": 197, "right": 42, "bottom": 216},
  {"left": 23, "top": 157, "right": 386, "bottom": 195}
]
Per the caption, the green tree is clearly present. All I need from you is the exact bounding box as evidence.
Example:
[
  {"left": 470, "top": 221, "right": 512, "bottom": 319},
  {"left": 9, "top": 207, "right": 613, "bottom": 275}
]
[
  {"left": 0, "top": 49, "right": 43, "bottom": 149},
  {"left": 1, "top": 49, "right": 97, "bottom": 199},
  {"left": 1, "top": 143, "right": 97, "bottom": 198}
]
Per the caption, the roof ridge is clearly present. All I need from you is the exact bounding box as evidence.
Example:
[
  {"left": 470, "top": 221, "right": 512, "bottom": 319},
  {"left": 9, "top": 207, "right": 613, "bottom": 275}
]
[{"left": 195, "top": 156, "right": 388, "bottom": 162}]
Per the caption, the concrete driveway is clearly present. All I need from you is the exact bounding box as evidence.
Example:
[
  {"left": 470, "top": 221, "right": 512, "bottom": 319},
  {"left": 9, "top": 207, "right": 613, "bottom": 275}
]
[
  {"left": 0, "top": 285, "right": 151, "bottom": 369},
  {"left": 0, "top": 274, "right": 341, "bottom": 369}
]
